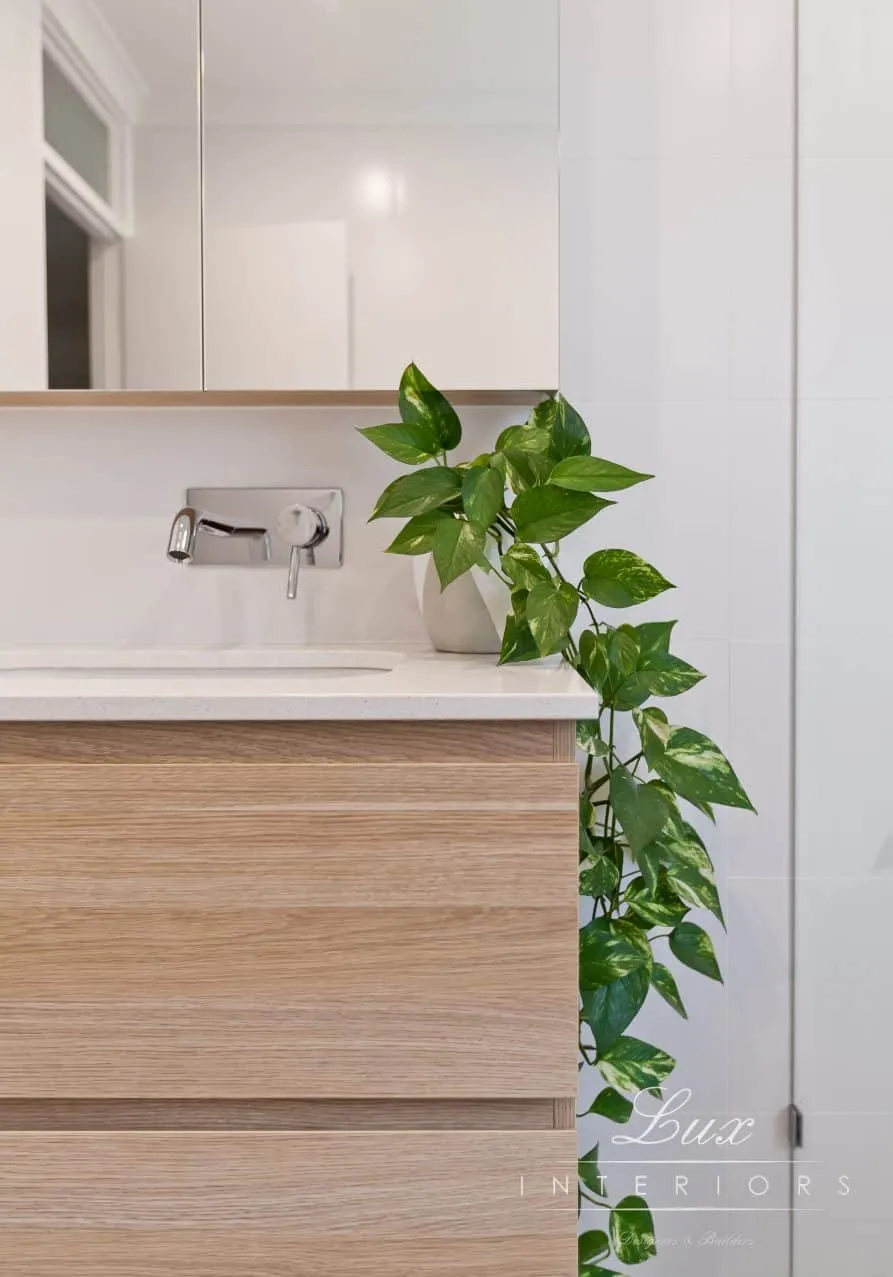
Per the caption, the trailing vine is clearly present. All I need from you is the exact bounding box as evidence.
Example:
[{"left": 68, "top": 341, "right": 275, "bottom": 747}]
[{"left": 362, "top": 363, "right": 755, "bottom": 1275}]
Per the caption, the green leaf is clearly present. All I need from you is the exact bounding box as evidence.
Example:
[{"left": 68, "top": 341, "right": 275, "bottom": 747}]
[
  {"left": 624, "top": 874, "right": 688, "bottom": 928},
  {"left": 431, "top": 518, "right": 486, "bottom": 589},
  {"left": 670, "top": 921, "right": 723, "bottom": 982},
  {"left": 667, "top": 865, "right": 725, "bottom": 926},
  {"left": 526, "top": 580, "right": 579, "bottom": 656},
  {"left": 653, "top": 726, "right": 755, "bottom": 812},
  {"left": 512, "top": 486, "right": 613, "bottom": 543},
  {"left": 610, "top": 1197, "right": 657, "bottom": 1266},
  {"left": 384, "top": 510, "right": 452, "bottom": 556},
  {"left": 500, "top": 544, "right": 550, "bottom": 590},
  {"left": 398, "top": 362, "right": 461, "bottom": 450},
  {"left": 358, "top": 421, "right": 440, "bottom": 465},
  {"left": 579, "top": 1230, "right": 612, "bottom": 1265},
  {"left": 651, "top": 962, "right": 688, "bottom": 1018},
  {"left": 609, "top": 768, "right": 672, "bottom": 855},
  {"left": 370, "top": 467, "right": 462, "bottom": 519},
  {"left": 462, "top": 466, "right": 504, "bottom": 526},
  {"left": 584, "top": 1087, "right": 635, "bottom": 1125},
  {"left": 580, "top": 852, "right": 621, "bottom": 898},
  {"left": 583, "top": 549, "right": 675, "bottom": 609},
  {"left": 579, "top": 917, "right": 652, "bottom": 989},
  {"left": 577, "top": 720, "right": 609, "bottom": 756},
  {"left": 598, "top": 1036, "right": 676, "bottom": 1095},
  {"left": 551, "top": 395, "right": 592, "bottom": 459},
  {"left": 612, "top": 673, "right": 655, "bottom": 713},
  {"left": 582, "top": 968, "right": 650, "bottom": 1053},
  {"left": 550, "top": 455, "right": 653, "bottom": 493},
  {"left": 642, "top": 653, "right": 705, "bottom": 697},
  {"left": 495, "top": 422, "right": 552, "bottom": 455},
  {"left": 497, "top": 614, "right": 540, "bottom": 665},
  {"left": 633, "top": 706, "right": 670, "bottom": 764},
  {"left": 579, "top": 1145, "right": 607, "bottom": 1198},
  {"left": 645, "top": 814, "right": 714, "bottom": 877},
  {"left": 634, "top": 620, "right": 676, "bottom": 659}
]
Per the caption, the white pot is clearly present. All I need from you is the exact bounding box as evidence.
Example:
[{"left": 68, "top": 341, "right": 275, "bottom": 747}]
[{"left": 412, "top": 552, "right": 511, "bottom": 654}]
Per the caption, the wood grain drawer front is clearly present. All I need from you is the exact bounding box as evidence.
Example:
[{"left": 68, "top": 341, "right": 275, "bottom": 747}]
[
  {"left": 0, "top": 761, "right": 578, "bottom": 1097},
  {"left": 0, "top": 1131, "right": 576, "bottom": 1276}
]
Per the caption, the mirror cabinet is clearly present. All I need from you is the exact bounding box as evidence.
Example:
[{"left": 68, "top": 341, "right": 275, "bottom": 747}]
[{"left": 1, "top": 0, "right": 558, "bottom": 396}]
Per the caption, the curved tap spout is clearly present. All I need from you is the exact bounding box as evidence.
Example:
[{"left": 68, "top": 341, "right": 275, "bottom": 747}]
[{"left": 166, "top": 507, "right": 270, "bottom": 564}]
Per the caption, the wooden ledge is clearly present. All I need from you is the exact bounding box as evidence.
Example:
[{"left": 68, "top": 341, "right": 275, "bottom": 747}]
[{"left": 0, "top": 389, "right": 552, "bottom": 409}]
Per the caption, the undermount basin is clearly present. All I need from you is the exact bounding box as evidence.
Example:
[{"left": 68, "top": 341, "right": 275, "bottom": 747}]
[{"left": 0, "top": 649, "right": 402, "bottom": 682}]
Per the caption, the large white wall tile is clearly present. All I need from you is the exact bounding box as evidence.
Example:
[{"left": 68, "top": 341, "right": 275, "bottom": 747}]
[
  {"left": 561, "top": 0, "right": 731, "bottom": 162},
  {"left": 800, "top": 159, "right": 893, "bottom": 399},
  {"left": 800, "top": 0, "right": 893, "bottom": 159},
  {"left": 730, "top": 0, "right": 795, "bottom": 159},
  {"left": 730, "top": 401, "right": 793, "bottom": 643},
  {"left": 730, "top": 162, "right": 795, "bottom": 400},
  {"left": 561, "top": 157, "right": 731, "bottom": 403},
  {"left": 728, "top": 642, "right": 792, "bottom": 880}
]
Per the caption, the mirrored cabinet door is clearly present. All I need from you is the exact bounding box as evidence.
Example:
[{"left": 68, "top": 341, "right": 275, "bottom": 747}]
[
  {"left": 201, "top": 0, "right": 559, "bottom": 392},
  {"left": 0, "top": 0, "right": 202, "bottom": 392}
]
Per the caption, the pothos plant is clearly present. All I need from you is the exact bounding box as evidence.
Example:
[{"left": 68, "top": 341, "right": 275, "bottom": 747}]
[{"left": 361, "top": 363, "right": 755, "bottom": 1276}]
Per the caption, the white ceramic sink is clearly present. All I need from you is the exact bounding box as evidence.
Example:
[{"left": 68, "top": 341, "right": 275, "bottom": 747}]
[{"left": 0, "top": 648, "right": 402, "bottom": 682}]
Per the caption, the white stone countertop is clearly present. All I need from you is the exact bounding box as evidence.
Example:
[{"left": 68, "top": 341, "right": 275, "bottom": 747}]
[{"left": 0, "top": 645, "right": 598, "bottom": 721}]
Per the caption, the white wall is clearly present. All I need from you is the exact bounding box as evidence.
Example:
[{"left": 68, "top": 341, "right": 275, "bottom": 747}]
[
  {"left": 0, "top": 406, "right": 510, "bottom": 648},
  {"left": 0, "top": 0, "right": 48, "bottom": 388},
  {"left": 562, "top": 2, "right": 795, "bottom": 1273},
  {"left": 796, "top": 1, "right": 893, "bottom": 1270}
]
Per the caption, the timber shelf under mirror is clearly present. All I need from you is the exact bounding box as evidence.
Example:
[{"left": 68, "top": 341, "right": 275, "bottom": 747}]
[
  {"left": 0, "top": 718, "right": 579, "bottom": 1276},
  {"left": 0, "top": 389, "right": 552, "bottom": 409}
]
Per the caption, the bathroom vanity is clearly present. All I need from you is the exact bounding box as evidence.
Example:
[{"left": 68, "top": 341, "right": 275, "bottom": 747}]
[{"left": 0, "top": 649, "right": 592, "bottom": 1275}]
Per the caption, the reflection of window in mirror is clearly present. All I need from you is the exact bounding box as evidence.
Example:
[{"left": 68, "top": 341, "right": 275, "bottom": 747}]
[
  {"left": 45, "top": 197, "right": 91, "bottom": 390},
  {"left": 0, "top": 2, "right": 201, "bottom": 392},
  {"left": 41, "top": 48, "right": 124, "bottom": 391}
]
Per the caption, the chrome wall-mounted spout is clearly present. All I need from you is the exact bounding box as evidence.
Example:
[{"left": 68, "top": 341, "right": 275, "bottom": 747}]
[
  {"left": 166, "top": 506, "right": 271, "bottom": 564},
  {"left": 165, "top": 488, "right": 343, "bottom": 597}
]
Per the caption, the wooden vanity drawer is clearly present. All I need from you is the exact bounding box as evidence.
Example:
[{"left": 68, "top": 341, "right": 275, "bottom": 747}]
[
  {"left": 0, "top": 756, "right": 578, "bottom": 1097},
  {"left": 0, "top": 1130, "right": 576, "bottom": 1275}
]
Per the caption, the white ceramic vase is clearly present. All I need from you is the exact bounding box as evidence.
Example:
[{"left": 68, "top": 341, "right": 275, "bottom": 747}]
[{"left": 412, "top": 552, "right": 512, "bottom": 654}]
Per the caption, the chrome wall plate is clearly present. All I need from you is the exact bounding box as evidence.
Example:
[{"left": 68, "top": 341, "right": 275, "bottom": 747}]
[{"left": 183, "top": 488, "right": 343, "bottom": 567}]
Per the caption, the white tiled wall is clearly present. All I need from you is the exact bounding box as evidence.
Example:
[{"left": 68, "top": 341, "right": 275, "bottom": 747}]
[
  {"left": 562, "top": 2, "right": 795, "bottom": 1272},
  {"left": 796, "top": 2, "right": 893, "bottom": 1271}
]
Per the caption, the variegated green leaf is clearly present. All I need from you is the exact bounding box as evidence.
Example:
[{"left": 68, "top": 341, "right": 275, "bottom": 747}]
[
  {"left": 610, "top": 768, "right": 673, "bottom": 855},
  {"left": 497, "top": 614, "right": 539, "bottom": 665},
  {"left": 598, "top": 1036, "right": 676, "bottom": 1095},
  {"left": 651, "top": 962, "right": 688, "bottom": 1018},
  {"left": 526, "top": 580, "right": 579, "bottom": 656},
  {"left": 550, "top": 455, "right": 652, "bottom": 493},
  {"left": 512, "top": 485, "right": 613, "bottom": 543},
  {"left": 384, "top": 510, "right": 452, "bottom": 555},
  {"left": 398, "top": 362, "right": 461, "bottom": 450},
  {"left": 669, "top": 921, "right": 723, "bottom": 983},
  {"left": 461, "top": 465, "right": 504, "bottom": 526},
  {"left": 583, "top": 549, "right": 675, "bottom": 608},
  {"left": 370, "top": 467, "right": 461, "bottom": 519},
  {"left": 358, "top": 420, "right": 440, "bottom": 465},
  {"left": 653, "top": 726, "right": 755, "bottom": 812},
  {"left": 582, "top": 968, "right": 651, "bottom": 1053},
  {"left": 610, "top": 1197, "right": 657, "bottom": 1266},
  {"left": 431, "top": 518, "right": 486, "bottom": 588},
  {"left": 584, "top": 1087, "right": 635, "bottom": 1124},
  {"left": 580, "top": 917, "right": 652, "bottom": 990}
]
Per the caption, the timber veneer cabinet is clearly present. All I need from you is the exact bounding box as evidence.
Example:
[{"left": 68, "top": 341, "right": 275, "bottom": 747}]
[{"left": 0, "top": 719, "right": 579, "bottom": 1275}]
